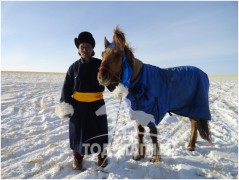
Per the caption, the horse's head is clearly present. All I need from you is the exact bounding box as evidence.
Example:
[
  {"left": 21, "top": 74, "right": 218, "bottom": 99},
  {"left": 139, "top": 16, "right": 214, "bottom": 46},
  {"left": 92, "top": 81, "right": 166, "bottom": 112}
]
[
  {"left": 98, "top": 26, "right": 134, "bottom": 87},
  {"left": 97, "top": 37, "right": 123, "bottom": 86}
]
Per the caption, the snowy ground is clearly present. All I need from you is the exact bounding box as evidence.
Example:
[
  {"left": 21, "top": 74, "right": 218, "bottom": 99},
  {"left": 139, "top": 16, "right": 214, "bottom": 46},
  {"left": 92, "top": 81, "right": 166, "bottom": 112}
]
[{"left": 1, "top": 72, "right": 238, "bottom": 179}]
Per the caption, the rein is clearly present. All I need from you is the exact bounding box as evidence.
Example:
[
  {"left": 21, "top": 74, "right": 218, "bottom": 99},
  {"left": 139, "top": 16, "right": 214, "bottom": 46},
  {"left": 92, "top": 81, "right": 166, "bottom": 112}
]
[{"left": 85, "top": 96, "right": 123, "bottom": 174}]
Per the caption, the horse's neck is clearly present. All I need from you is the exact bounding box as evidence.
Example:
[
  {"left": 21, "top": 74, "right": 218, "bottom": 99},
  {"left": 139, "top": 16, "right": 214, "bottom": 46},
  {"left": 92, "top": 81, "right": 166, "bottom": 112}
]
[{"left": 131, "top": 58, "right": 143, "bottom": 82}]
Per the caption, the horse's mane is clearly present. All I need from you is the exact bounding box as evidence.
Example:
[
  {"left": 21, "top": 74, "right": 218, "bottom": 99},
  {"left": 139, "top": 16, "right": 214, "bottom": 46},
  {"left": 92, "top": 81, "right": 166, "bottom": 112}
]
[
  {"left": 124, "top": 45, "right": 134, "bottom": 68},
  {"left": 113, "top": 26, "right": 134, "bottom": 68}
]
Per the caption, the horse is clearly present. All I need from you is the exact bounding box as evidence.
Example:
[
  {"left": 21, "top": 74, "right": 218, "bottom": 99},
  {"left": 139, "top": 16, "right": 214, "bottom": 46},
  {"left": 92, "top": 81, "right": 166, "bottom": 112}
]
[{"left": 98, "top": 26, "right": 212, "bottom": 163}]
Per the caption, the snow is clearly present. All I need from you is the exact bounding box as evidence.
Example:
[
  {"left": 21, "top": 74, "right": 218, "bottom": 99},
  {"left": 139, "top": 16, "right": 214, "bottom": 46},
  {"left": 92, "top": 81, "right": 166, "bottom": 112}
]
[{"left": 1, "top": 72, "right": 238, "bottom": 179}]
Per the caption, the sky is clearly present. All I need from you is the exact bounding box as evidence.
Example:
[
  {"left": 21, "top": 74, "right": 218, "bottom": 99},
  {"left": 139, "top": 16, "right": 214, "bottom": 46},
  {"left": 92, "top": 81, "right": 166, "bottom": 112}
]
[{"left": 1, "top": 1, "right": 238, "bottom": 75}]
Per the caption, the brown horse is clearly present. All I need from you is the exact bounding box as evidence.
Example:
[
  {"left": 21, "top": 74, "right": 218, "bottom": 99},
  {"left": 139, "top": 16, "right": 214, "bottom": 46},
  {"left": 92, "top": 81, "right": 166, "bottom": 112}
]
[{"left": 98, "top": 26, "right": 212, "bottom": 162}]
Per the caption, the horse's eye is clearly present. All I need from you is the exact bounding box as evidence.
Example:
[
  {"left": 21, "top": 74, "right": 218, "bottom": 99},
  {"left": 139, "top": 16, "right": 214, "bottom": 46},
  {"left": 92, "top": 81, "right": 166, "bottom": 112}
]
[{"left": 114, "top": 51, "right": 121, "bottom": 58}]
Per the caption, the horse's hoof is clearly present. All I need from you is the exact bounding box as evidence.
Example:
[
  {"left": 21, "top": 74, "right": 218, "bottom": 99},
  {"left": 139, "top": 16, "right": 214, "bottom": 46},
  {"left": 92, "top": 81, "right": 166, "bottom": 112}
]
[
  {"left": 132, "top": 156, "right": 141, "bottom": 161},
  {"left": 133, "top": 152, "right": 144, "bottom": 161},
  {"left": 187, "top": 146, "right": 195, "bottom": 151},
  {"left": 150, "top": 155, "right": 161, "bottom": 163}
]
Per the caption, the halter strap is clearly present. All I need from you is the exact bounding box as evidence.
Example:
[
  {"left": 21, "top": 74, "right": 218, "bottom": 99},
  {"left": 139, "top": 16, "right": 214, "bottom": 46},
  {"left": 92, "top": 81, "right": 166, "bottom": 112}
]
[
  {"left": 107, "top": 43, "right": 115, "bottom": 49},
  {"left": 104, "top": 43, "right": 133, "bottom": 87},
  {"left": 99, "top": 66, "right": 121, "bottom": 81}
]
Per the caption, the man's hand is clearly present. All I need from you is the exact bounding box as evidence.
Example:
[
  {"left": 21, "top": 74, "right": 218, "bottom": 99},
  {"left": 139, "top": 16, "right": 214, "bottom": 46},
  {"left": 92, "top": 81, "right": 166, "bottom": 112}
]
[{"left": 55, "top": 102, "right": 74, "bottom": 119}]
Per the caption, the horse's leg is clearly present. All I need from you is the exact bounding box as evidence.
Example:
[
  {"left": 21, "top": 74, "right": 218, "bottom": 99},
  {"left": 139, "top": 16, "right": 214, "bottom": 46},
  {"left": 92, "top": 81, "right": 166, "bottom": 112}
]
[
  {"left": 133, "top": 124, "right": 146, "bottom": 161},
  {"left": 149, "top": 126, "right": 161, "bottom": 162},
  {"left": 187, "top": 118, "right": 198, "bottom": 151}
]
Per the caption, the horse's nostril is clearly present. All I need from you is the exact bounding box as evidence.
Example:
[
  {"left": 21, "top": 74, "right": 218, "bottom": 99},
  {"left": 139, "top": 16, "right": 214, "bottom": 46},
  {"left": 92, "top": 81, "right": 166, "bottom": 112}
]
[
  {"left": 101, "top": 71, "right": 109, "bottom": 80},
  {"left": 98, "top": 71, "right": 108, "bottom": 82}
]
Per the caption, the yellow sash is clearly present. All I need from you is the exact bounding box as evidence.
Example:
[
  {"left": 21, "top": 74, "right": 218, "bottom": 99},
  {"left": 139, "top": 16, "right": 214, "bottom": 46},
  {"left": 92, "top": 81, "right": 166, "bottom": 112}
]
[{"left": 73, "top": 91, "right": 103, "bottom": 102}]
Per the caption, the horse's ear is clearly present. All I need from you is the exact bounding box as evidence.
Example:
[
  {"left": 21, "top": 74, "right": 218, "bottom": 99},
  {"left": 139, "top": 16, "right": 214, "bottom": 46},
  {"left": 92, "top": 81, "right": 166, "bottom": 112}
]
[
  {"left": 113, "top": 26, "right": 126, "bottom": 50},
  {"left": 104, "top": 37, "right": 110, "bottom": 49}
]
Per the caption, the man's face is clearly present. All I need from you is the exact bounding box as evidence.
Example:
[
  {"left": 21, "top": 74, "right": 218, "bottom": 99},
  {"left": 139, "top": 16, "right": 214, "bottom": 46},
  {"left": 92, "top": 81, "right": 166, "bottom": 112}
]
[{"left": 78, "top": 42, "right": 93, "bottom": 60}]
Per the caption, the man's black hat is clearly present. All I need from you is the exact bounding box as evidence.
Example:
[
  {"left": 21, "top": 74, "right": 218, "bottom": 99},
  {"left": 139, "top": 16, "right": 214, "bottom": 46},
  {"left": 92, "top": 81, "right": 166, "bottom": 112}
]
[{"left": 74, "top": 31, "right": 95, "bottom": 48}]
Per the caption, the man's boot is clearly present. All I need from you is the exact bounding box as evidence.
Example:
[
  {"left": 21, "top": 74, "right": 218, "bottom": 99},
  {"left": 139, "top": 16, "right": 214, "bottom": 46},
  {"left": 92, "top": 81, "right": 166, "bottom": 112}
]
[{"left": 72, "top": 150, "right": 84, "bottom": 170}]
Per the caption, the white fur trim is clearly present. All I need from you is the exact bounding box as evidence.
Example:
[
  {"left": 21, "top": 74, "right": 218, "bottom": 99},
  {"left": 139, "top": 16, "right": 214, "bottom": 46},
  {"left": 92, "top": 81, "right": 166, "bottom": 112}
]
[
  {"left": 113, "top": 83, "right": 128, "bottom": 100},
  {"left": 55, "top": 102, "right": 74, "bottom": 119}
]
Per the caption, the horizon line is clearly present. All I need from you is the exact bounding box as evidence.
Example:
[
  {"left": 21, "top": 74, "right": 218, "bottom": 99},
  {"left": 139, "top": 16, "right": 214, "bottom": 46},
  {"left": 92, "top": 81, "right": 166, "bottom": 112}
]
[
  {"left": 1, "top": 70, "right": 65, "bottom": 74},
  {"left": 1, "top": 70, "right": 238, "bottom": 77}
]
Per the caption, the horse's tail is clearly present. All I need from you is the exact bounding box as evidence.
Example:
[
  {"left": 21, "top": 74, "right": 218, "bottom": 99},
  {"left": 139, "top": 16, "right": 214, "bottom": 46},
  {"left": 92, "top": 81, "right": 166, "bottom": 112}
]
[{"left": 197, "top": 119, "right": 212, "bottom": 144}]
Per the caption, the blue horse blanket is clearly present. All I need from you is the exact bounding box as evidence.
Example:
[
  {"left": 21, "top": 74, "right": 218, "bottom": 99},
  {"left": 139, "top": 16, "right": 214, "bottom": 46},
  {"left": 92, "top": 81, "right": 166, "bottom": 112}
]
[{"left": 126, "top": 64, "right": 211, "bottom": 127}]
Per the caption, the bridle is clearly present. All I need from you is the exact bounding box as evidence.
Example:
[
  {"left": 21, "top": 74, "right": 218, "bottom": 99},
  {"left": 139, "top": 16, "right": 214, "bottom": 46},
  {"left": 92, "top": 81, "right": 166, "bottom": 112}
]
[
  {"left": 99, "top": 44, "right": 123, "bottom": 83},
  {"left": 99, "top": 65, "right": 122, "bottom": 82},
  {"left": 99, "top": 43, "right": 132, "bottom": 87}
]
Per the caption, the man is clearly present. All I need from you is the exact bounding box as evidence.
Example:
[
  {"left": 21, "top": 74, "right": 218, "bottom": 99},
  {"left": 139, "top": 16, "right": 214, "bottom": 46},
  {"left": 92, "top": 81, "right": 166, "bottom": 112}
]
[{"left": 56, "top": 32, "right": 114, "bottom": 170}]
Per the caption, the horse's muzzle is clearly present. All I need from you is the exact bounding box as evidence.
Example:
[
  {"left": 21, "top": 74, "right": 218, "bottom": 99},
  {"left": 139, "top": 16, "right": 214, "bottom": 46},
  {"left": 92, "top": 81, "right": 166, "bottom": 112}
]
[{"left": 97, "top": 72, "right": 111, "bottom": 86}]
